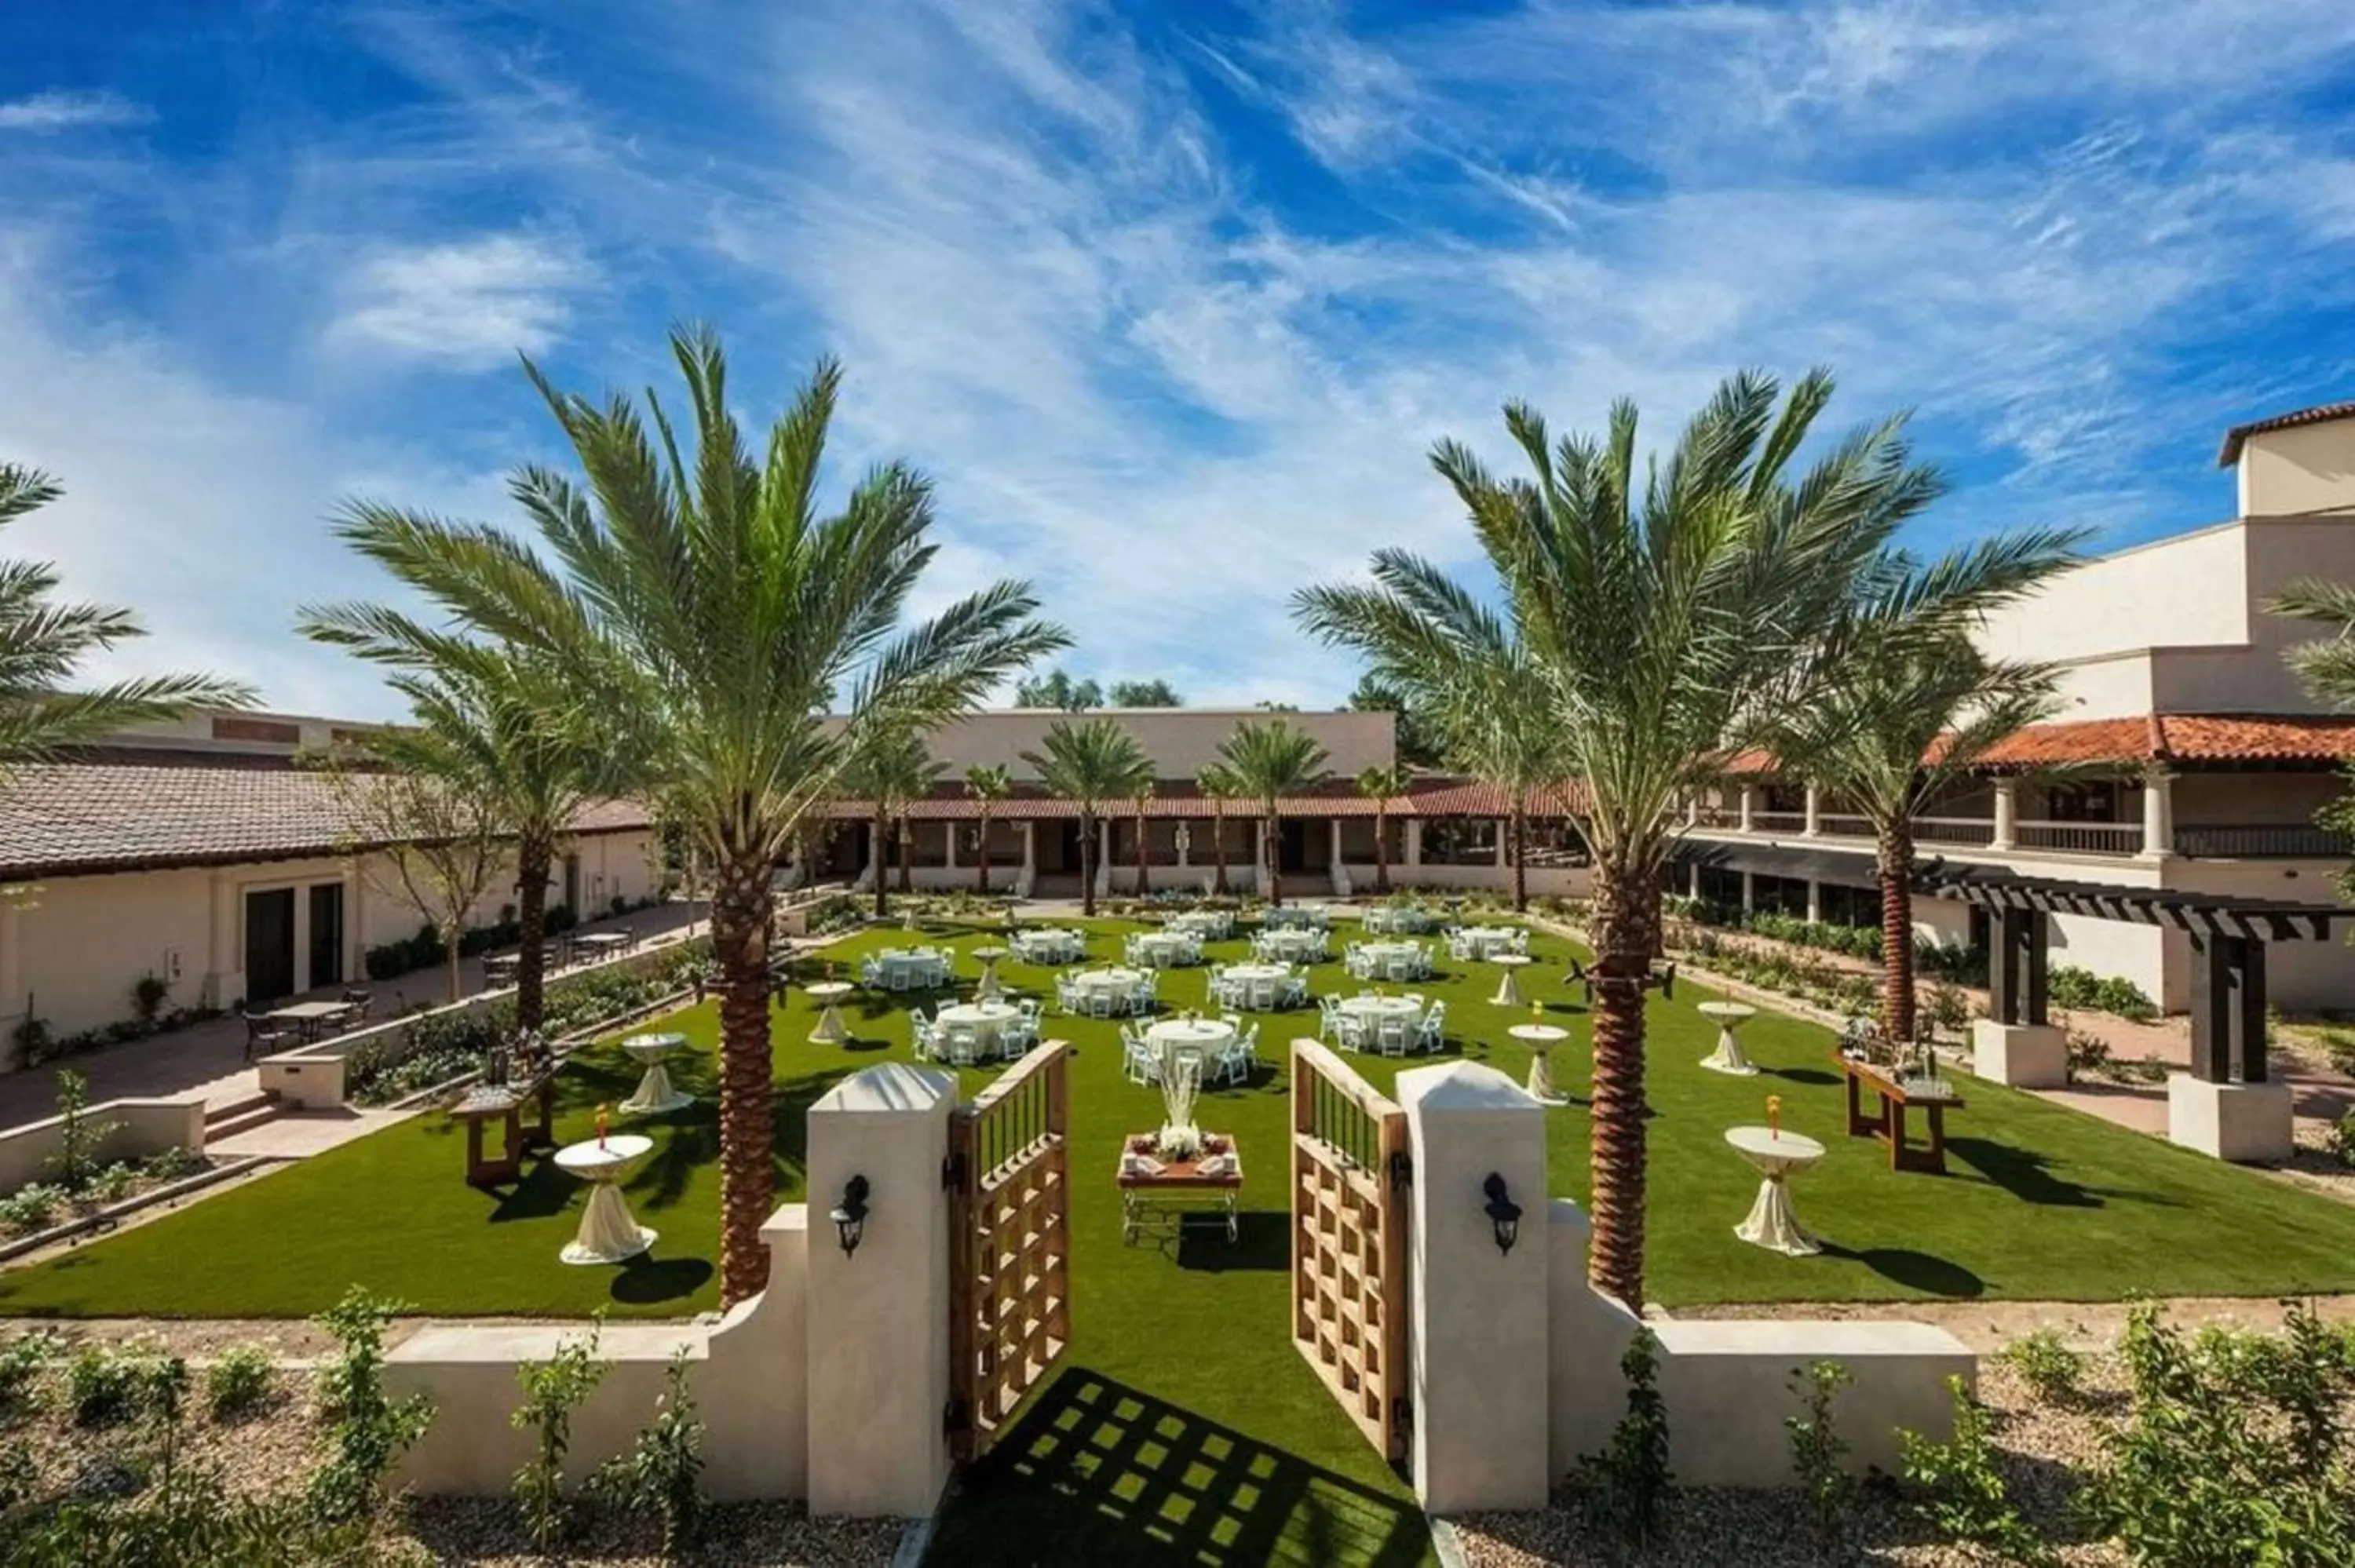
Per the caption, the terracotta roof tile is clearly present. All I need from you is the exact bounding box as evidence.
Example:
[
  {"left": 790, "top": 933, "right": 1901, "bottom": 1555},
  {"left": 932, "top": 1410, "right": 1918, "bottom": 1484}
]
[
  {"left": 0, "top": 761, "right": 652, "bottom": 880},
  {"left": 1727, "top": 714, "right": 2355, "bottom": 776},
  {"left": 2218, "top": 399, "right": 2355, "bottom": 466}
]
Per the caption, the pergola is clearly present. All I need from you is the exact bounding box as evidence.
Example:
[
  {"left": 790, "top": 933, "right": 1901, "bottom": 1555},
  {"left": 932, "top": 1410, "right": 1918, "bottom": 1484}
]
[{"left": 1912, "top": 863, "right": 2350, "bottom": 1085}]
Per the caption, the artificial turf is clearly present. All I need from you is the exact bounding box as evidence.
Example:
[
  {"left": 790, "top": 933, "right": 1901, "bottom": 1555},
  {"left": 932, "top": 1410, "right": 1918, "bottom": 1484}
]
[{"left": 8, "top": 916, "right": 2355, "bottom": 1563}]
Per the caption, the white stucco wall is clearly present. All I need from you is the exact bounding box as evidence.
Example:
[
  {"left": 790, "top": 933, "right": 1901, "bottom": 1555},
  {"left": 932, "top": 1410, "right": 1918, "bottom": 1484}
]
[
  {"left": 896, "top": 708, "right": 1397, "bottom": 781},
  {"left": 2238, "top": 421, "right": 2355, "bottom": 520}
]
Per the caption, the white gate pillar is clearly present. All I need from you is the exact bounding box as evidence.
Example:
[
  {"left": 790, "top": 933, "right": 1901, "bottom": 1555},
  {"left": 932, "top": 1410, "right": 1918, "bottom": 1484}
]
[
  {"left": 805, "top": 1063, "right": 958, "bottom": 1517},
  {"left": 1397, "top": 1060, "right": 1550, "bottom": 1513}
]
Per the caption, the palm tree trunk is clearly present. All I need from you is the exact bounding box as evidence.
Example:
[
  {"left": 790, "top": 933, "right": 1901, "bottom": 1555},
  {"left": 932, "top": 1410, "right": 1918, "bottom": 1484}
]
[
  {"left": 1374, "top": 805, "right": 1390, "bottom": 894},
  {"left": 1878, "top": 822, "right": 1918, "bottom": 1046},
  {"left": 1265, "top": 813, "right": 1283, "bottom": 908},
  {"left": 975, "top": 812, "right": 991, "bottom": 897},
  {"left": 871, "top": 806, "right": 889, "bottom": 918},
  {"left": 1510, "top": 800, "right": 1528, "bottom": 911},
  {"left": 712, "top": 841, "right": 776, "bottom": 1309},
  {"left": 514, "top": 830, "right": 553, "bottom": 1034},
  {"left": 1585, "top": 855, "right": 1657, "bottom": 1312},
  {"left": 1134, "top": 808, "right": 1149, "bottom": 895},
  {"left": 1079, "top": 808, "right": 1098, "bottom": 917},
  {"left": 1211, "top": 804, "right": 1229, "bottom": 895},
  {"left": 897, "top": 815, "right": 914, "bottom": 896}
]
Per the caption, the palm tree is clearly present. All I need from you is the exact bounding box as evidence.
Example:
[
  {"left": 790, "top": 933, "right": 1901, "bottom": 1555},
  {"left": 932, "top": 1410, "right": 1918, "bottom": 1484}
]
[
  {"left": 1439, "top": 653, "right": 1570, "bottom": 913},
  {"left": 325, "top": 330, "right": 1066, "bottom": 1307},
  {"left": 963, "top": 763, "right": 1013, "bottom": 896},
  {"left": 2266, "top": 579, "right": 2355, "bottom": 899},
  {"left": 2, "top": 464, "right": 254, "bottom": 775},
  {"left": 294, "top": 624, "right": 617, "bottom": 1032},
  {"left": 1298, "top": 369, "right": 2072, "bottom": 1311},
  {"left": 1217, "top": 720, "right": 1331, "bottom": 908},
  {"left": 1020, "top": 718, "right": 1152, "bottom": 917},
  {"left": 1356, "top": 764, "right": 1411, "bottom": 894},
  {"left": 1758, "top": 631, "right": 2068, "bottom": 1045},
  {"left": 1196, "top": 764, "right": 1239, "bottom": 895},
  {"left": 845, "top": 726, "right": 943, "bottom": 914}
]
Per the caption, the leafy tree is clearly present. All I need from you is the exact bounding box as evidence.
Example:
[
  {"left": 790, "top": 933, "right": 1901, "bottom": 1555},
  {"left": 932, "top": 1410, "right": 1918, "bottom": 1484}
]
[
  {"left": 1347, "top": 673, "right": 1442, "bottom": 768},
  {"left": 1020, "top": 718, "right": 1152, "bottom": 917},
  {"left": 1196, "top": 763, "right": 1239, "bottom": 895},
  {"left": 1355, "top": 764, "right": 1411, "bottom": 894},
  {"left": 2269, "top": 578, "right": 2355, "bottom": 903},
  {"left": 0, "top": 463, "right": 254, "bottom": 780},
  {"left": 1013, "top": 668, "right": 1102, "bottom": 710},
  {"left": 1215, "top": 720, "right": 1330, "bottom": 907},
  {"left": 962, "top": 764, "right": 1013, "bottom": 896},
  {"left": 1107, "top": 678, "right": 1183, "bottom": 707},
  {"left": 294, "top": 630, "right": 619, "bottom": 1030},
  {"left": 844, "top": 725, "right": 942, "bottom": 913},
  {"left": 1759, "top": 629, "right": 2070, "bottom": 1042},
  {"left": 323, "top": 330, "right": 1064, "bottom": 1306},
  {"left": 1298, "top": 369, "right": 2045, "bottom": 1310}
]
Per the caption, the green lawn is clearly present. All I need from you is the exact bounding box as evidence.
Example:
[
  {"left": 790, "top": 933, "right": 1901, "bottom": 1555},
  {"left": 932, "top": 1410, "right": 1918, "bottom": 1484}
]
[{"left": 8, "top": 915, "right": 2355, "bottom": 1563}]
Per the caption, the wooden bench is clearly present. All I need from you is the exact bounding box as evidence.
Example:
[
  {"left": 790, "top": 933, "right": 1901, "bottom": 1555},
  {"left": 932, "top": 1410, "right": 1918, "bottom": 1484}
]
[{"left": 1834, "top": 1053, "right": 1964, "bottom": 1174}]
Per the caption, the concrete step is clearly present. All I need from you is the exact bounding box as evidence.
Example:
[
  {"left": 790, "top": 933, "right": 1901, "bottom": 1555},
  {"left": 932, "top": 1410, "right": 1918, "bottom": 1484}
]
[
  {"left": 204, "top": 1088, "right": 276, "bottom": 1125},
  {"left": 204, "top": 1103, "right": 283, "bottom": 1143}
]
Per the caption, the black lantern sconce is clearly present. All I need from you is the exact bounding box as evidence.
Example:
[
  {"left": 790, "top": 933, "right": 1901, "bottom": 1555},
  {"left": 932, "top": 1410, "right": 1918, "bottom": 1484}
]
[
  {"left": 830, "top": 1174, "right": 871, "bottom": 1258},
  {"left": 1481, "top": 1172, "right": 1521, "bottom": 1257}
]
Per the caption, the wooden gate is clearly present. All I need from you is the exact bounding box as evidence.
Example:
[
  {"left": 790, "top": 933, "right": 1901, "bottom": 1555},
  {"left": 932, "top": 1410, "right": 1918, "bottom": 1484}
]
[
  {"left": 1291, "top": 1040, "right": 1410, "bottom": 1461},
  {"left": 946, "top": 1040, "right": 1072, "bottom": 1460}
]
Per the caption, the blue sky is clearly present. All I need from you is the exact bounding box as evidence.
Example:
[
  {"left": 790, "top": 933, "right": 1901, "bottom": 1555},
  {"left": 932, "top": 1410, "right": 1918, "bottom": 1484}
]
[{"left": 3, "top": 0, "right": 2353, "bottom": 720}]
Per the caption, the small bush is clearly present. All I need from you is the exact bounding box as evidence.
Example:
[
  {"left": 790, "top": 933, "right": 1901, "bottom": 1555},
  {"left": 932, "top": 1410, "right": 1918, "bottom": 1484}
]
[
  {"left": 1998, "top": 1328, "right": 2084, "bottom": 1406},
  {"left": 0, "top": 1329, "right": 59, "bottom": 1418},
  {"left": 67, "top": 1339, "right": 159, "bottom": 1428},
  {"left": 2333, "top": 1110, "right": 2355, "bottom": 1171},
  {"left": 141, "top": 1146, "right": 208, "bottom": 1183},
  {"left": 1575, "top": 1327, "right": 1674, "bottom": 1548},
  {"left": 511, "top": 1321, "right": 610, "bottom": 1552},
  {"left": 2048, "top": 965, "right": 2158, "bottom": 1023},
  {"left": 1786, "top": 1360, "right": 1853, "bottom": 1542},
  {"left": 206, "top": 1343, "right": 277, "bottom": 1421},
  {"left": 308, "top": 1287, "right": 433, "bottom": 1525},
  {"left": 593, "top": 1347, "right": 706, "bottom": 1559},
  {"left": 1900, "top": 1376, "right": 2052, "bottom": 1565},
  {"left": 0, "top": 1180, "right": 68, "bottom": 1236}
]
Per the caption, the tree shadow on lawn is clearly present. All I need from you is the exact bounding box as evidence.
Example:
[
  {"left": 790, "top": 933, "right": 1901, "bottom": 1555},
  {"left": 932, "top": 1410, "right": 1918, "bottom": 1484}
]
[
  {"left": 1813, "top": 1242, "right": 1988, "bottom": 1298},
  {"left": 1946, "top": 1137, "right": 2184, "bottom": 1212},
  {"left": 1761, "top": 1066, "right": 1841, "bottom": 1087},
  {"left": 933, "top": 1367, "right": 1427, "bottom": 1568},
  {"left": 1175, "top": 1211, "right": 1288, "bottom": 1274},
  {"left": 609, "top": 1254, "right": 713, "bottom": 1307}
]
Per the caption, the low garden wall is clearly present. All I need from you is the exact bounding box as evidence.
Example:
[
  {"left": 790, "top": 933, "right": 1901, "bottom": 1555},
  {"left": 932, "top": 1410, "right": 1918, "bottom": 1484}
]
[{"left": 0, "top": 1097, "right": 204, "bottom": 1194}]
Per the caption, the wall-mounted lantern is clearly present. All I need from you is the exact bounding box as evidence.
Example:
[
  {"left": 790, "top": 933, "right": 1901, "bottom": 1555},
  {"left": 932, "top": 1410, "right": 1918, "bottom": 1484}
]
[
  {"left": 1481, "top": 1172, "right": 1521, "bottom": 1257},
  {"left": 830, "top": 1174, "right": 871, "bottom": 1258}
]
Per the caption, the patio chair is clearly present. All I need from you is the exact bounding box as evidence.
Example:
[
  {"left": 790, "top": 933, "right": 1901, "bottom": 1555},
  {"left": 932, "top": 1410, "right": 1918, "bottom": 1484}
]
[
  {"left": 1124, "top": 1032, "right": 1161, "bottom": 1086},
  {"left": 1376, "top": 1015, "right": 1411, "bottom": 1058},
  {"left": 1213, "top": 1031, "right": 1252, "bottom": 1086},
  {"left": 239, "top": 1009, "right": 297, "bottom": 1063},
  {"left": 1249, "top": 977, "right": 1279, "bottom": 1012},
  {"left": 1418, "top": 1001, "right": 1447, "bottom": 1053},
  {"left": 338, "top": 989, "right": 375, "bottom": 1030},
  {"left": 1334, "top": 1011, "right": 1368, "bottom": 1052},
  {"left": 1084, "top": 987, "right": 1119, "bottom": 1021},
  {"left": 1282, "top": 974, "right": 1309, "bottom": 1008},
  {"left": 860, "top": 957, "right": 884, "bottom": 989},
  {"left": 1317, "top": 995, "right": 1344, "bottom": 1042},
  {"left": 944, "top": 1026, "right": 983, "bottom": 1067}
]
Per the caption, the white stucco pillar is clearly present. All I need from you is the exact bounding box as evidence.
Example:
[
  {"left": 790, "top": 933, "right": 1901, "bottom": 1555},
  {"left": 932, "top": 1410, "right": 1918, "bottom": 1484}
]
[
  {"left": 1021, "top": 822, "right": 1036, "bottom": 875},
  {"left": 1398, "top": 1060, "right": 1550, "bottom": 1513},
  {"left": 0, "top": 902, "right": 21, "bottom": 1034},
  {"left": 344, "top": 863, "right": 365, "bottom": 986},
  {"left": 1097, "top": 819, "right": 1113, "bottom": 899},
  {"left": 1686, "top": 862, "right": 1702, "bottom": 900},
  {"left": 1740, "top": 871, "right": 1755, "bottom": 913},
  {"left": 1806, "top": 880, "right": 1822, "bottom": 923},
  {"left": 941, "top": 822, "right": 957, "bottom": 870},
  {"left": 1405, "top": 819, "right": 1423, "bottom": 868},
  {"left": 2140, "top": 769, "right": 2176, "bottom": 859},
  {"left": 804, "top": 1063, "right": 958, "bottom": 1518},
  {"left": 1737, "top": 786, "right": 1756, "bottom": 833},
  {"left": 1992, "top": 779, "right": 2018, "bottom": 851},
  {"left": 1330, "top": 816, "right": 1345, "bottom": 866},
  {"left": 1802, "top": 786, "right": 1821, "bottom": 837},
  {"left": 204, "top": 869, "right": 243, "bottom": 1008},
  {"left": 1493, "top": 824, "right": 1509, "bottom": 867},
  {"left": 1685, "top": 796, "right": 1700, "bottom": 827},
  {"left": 1175, "top": 821, "right": 1191, "bottom": 869}
]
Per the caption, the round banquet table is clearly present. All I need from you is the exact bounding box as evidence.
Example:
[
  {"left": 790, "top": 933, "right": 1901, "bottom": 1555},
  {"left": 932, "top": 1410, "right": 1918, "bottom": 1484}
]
[
  {"left": 1725, "top": 1126, "right": 1826, "bottom": 1256},
  {"left": 1459, "top": 926, "right": 1520, "bottom": 959},
  {"left": 1219, "top": 963, "right": 1293, "bottom": 1009},
  {"left": 1132, "top": 932, "right": 1202, "bottom": 968},
  {"left": 969, "top": 946, "right": 1009, "bottom": 999},
  {"left": 1698, "top": 1001, "right": 1759, "bottom": 1075},
  {"left": 1255, "top": 927, "right": 1325, "bottom": 961},
  {"left": 554, "top": 1135, "right": 656, "bottom": 1264},
  {"left": 936, "top": 1001, "right": 1024, "bottom": 1052},
  {"left": 874, "top": 950, "right": 948, "bottom": 990},
  {"left": 1338, "top": 994, "right": 1422, "bottom": 1050},
  {"left": 1509, "top": 1023, "right": 1571, "bottom": 1104},
  {"left": 1358, "top": 940, "right": 1429, "bottom": 979},
  {"left": 1145, "top": 1017, "right": 1235, "bottom": 1077},
  {"left": 1170, "top": 910, "right": 1231, "bottom": 937},
  {"left": 1361, "top": 906, "right": 1431, "bottom": 935},
  {"left": 619, "top": 1032, "right": 692, "bottom": 1114},
  {"left": 1489, "top": 953, "right": 1533, "bottom": 1007},
  {"left": 1070, "top": 968, "right": 1147, "bottom": 1009},
  {"left": 1013, "top": 928, "right": 1085, "bottom": 965},
  {"left": 805, "top": 981, "right": 856, "bottom": 1045}
]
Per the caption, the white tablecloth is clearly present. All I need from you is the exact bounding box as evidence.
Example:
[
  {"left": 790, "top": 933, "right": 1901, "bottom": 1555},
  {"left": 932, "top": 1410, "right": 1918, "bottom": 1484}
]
[
  {"left": 1072, "top": 968, "right": 1146, "bottom": 999},
  {"left": 1726, "top": 1126, "right": 1825, "bottom": 1256},
  {"left": 1012, "top": 929, "right": 1085, "bottom": 963},
  {"left": 1218, "top": 963, "right": 1295, "bottom": 1008},
  {"left": 1132, "top": 932, "right": 1201, "bottom": 967},
  {"left": 1255, "top": 928, "right": 1325, "bottom": 961},
  {"left": 1456, "top": 927, "right": 1520, "bottom": 958},
  {"left": 1146, "top": 1018, "right": 1235, "bottom": 1073},
  {"left": 1361, "top": 907, "right": 1431, "bottom": 935},
  {"left": 875, "top": 950, "right": 949, "bottom": 987},
  {"left": 1358, "top": 940, "right": 1429, "bottom": 976},
  {"left": 937, "top": 1001, "right": 1024, "bottom": 1042}
]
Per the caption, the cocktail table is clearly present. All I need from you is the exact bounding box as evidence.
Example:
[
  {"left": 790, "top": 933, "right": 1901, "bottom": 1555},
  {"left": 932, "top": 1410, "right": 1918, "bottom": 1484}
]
[
  {"left": 619, "top": 1032, "right": 692, "bottom": 1114},
  {"left": 553, "top": 1134, "right": 656, "bottom": 1264},
  {"left": 1725, "top": 1125, "right": 1824, "bottom": 1256},
  {"left": 1509, "top": 1023, "right": 1570, "bottom": 1104},
  {"left": 805, "top": 981, "right": 856, "bottom": 1045},
  {"left": 1698, "top": 1001, "right": 1759, "bottom": 1075},
  {"left": 1490, "top": 954, "right": 1533, "bottom": 1006}
]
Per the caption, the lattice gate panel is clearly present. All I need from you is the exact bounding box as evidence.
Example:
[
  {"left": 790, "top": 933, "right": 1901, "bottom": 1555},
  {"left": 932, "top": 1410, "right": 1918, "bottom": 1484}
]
[
  {"left": 947, "top": 1040, "right": 1072, "bottom": 1460},
  {"left": 1290, "top": 1040, "right": 1409, "bottom": 1461}
]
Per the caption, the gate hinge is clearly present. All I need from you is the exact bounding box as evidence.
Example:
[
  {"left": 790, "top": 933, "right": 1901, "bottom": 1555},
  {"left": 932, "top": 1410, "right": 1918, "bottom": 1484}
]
[
  {"left": 943, "top": 1396, "right": 971, "bottom": 1440},
  {"left": 941, "top": 1152, "right": 966, "bottom": 1194},
  {"left": 1391, "top": 1395, "right": 1414, "bottom": 1446},
  {"left": 1387, "top": 1150, "right": 1413, "bottom": 1191}
]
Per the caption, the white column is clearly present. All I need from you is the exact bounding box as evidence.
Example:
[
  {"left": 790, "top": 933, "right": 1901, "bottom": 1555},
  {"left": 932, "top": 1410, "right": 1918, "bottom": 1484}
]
[
  {"left": 344, "top": 863, "right": 365, "bottom": 986},
  {"left": 1494, "top": 823, "right": 1509, "bottom": 867},
  {"left": 1740, "top": 871, "right": 1755, "bottom": 913},
  {"left": 1397, "top": 1060, "right": 1550, "bottom": 1512},
  {"left": 1176, "top": 821, "right": 1191, "bottom": 869},
  {"left": 805, "top": 1063, "right": 958, "bottom": 1517},
  {"left": 1686, "top": 862, "right": 1702, "bottom": 900},
  {"left": 204, "top": 869, "right": 243, "bottom": 1008},
  {"left": 1330, "top": 816, "right": 1345, "bottom": 867},
  {"left": 942, "top": 821, "right": 957, "bottom": 870},
  {"left": 1022, "top": 822, "right": 1037, "bottom": 876},
  {"left": 1737, "top": 786, "right": 1756, "bottom": 833},
  {"left": 1685, "top": 796, "right": 1700, "bottom": 826},
  {"left": 0, "top": 902, "right": 20, "bottom": 1039},
  {"left": 1806, "top": 880, "right": 1822, "bottom": 923},
  {"left": 1405, "top": 819, "right": 1424, "bottom": 868},
  {"left": 2140, "top": 769, "right": 2176, "bottom": 859},
  {"left": 1990, "top": 778, "right": 2018, "bottom": 851},
  {"left": 1802, "top": 786, "right": 1821, "bottom": 838}
]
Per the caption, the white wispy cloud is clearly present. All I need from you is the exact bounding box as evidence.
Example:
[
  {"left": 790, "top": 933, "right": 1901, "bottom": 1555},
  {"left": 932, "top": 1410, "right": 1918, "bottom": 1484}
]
[
  {"left": 0, "top": 89, "right": 151, "bottom": 134},
  {"left": 326, "top": 235, "right": 594, "bottom": 370}
]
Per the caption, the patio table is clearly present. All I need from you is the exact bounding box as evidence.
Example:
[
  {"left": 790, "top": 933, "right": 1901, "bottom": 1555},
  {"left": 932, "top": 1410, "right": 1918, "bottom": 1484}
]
[
  {"left": 1118, "top": 1132, "right": 1242, "bottom": 1244},
  {"left": 1145, "top": 1017, "right": 1235, "bottom": 1078},
  {"left": 936, "top": 1001, "right": 1025, "bottom": 1058},
  {"left": 1725, "top": 1125, "right": 1825, "bottom": 1256},
  {"left": 1254, "top": 927, "right": 1325, "bottom": 962},
  {"left": 449, "top": 1070, "right": 557, "bottom": 1187},
  {"left": 1338, "top": 993, "right": 1422, "bottom": 1052},
  {"left": 1011, "top": 928, "right": 1086, "bottom": 965},
  {"left": 1360, "top": 906, "right": 1432, "bottom": 935},
  {"left": 1698, "top": 1001, "right": 1759, "bottom": 1076},
  {"left": 266, "top": 998, "right": 356, "bottom": 1041},
  {"left": 805, "top": 981, "right": 856, "bottom": 1045},
  {"left": 1510, "top": 1023, "right": 1570, "bottom": 1104},
  {"left": 1458, "top": 926, "right": 1521, "bottom": 960},
  {"left": 1263, "top": 906, "right": 1331, "bottom": 929},
  {"left": 1069, "top": 968, "right": 1148, "bottom": 1013},
  {"left": 1358, "top": 940, "right": 1430, "bottom": 981},
  {"left": 1170, "top": 910, "right": 1232, "bottom": 938},
  {"left": 1488, "top": 954, "right": 1533, "bottom": 1007},
  {"left": 1218, "top": 962, "right": 1296, "bottom": 1010},
  {"left": 874, "top": 950, "right": 949, "bottom": 990},
  {"left": 1131, "top": 932, "right": 1202, "bottom": 968},
  {"left": 554, "top": 1135, "right": 657, "bottom": 1264},
  {"left": 969, "top": 946, "right": 1009, "bottom": 999},
  {"left": 619, "top": 1032, "right": 692, "bottom": 1115},
  {"left": 571, "top": 931, "right": 633, "bottom": 962}
]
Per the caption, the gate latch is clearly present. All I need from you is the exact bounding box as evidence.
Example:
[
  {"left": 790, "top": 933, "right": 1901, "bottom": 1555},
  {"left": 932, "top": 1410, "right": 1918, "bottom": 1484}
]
[
  {"left": 941, "top": 1152, "right": 967, "bottom": 1194},
  {"left": 1387, "top": 1150, "right": 1413, "bottom": 1191},
  {"left": 943, "top": 1396, "right": 972, "bottom": 1440}
]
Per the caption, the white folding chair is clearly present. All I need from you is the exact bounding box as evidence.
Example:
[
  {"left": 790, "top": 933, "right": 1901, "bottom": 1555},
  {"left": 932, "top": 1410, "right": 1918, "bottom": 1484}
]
[
  {"left": 1418, "top": 1002, "right": 1448, "bottom": 1053},
  {"left": 1377, "top": 1016, "right": 1411, "bottom": 1058}
]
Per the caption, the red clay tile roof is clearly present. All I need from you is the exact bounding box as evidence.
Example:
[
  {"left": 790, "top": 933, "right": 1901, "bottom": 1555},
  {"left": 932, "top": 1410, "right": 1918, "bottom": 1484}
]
[
  {"left": 826, "top": 775, "right": 1590, "bottom": 822},
  {"left": 2218, "top": 399, "right": 2355, "bottom": 466},
  {"left": 0, "top": 761, "right": 652, "bottom": 880},
  {"left": 1726, "top": 714, "right": 2355, "bottom": 776}
]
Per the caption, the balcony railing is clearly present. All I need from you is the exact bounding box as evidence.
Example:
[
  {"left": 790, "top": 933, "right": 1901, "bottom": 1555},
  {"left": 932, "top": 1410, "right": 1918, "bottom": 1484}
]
[
  {"left": 1816, "top": 813, "right": 1873, "bottom": 839},
  {"left": 1912, "top": 816, "right": 1996, "bottom": 847},
  {"left": 1751, "top": 811, "right": 1806, "bottom": 834},
  {"left": 2015, "top": 821, "right": 2141, "bottom": 855},
  {"left": 1692, "top": 807, "right": 1738, "bottom": 829},
  {"left": 2175, "top": 824, "right": 2354, "bottom": 859}
]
